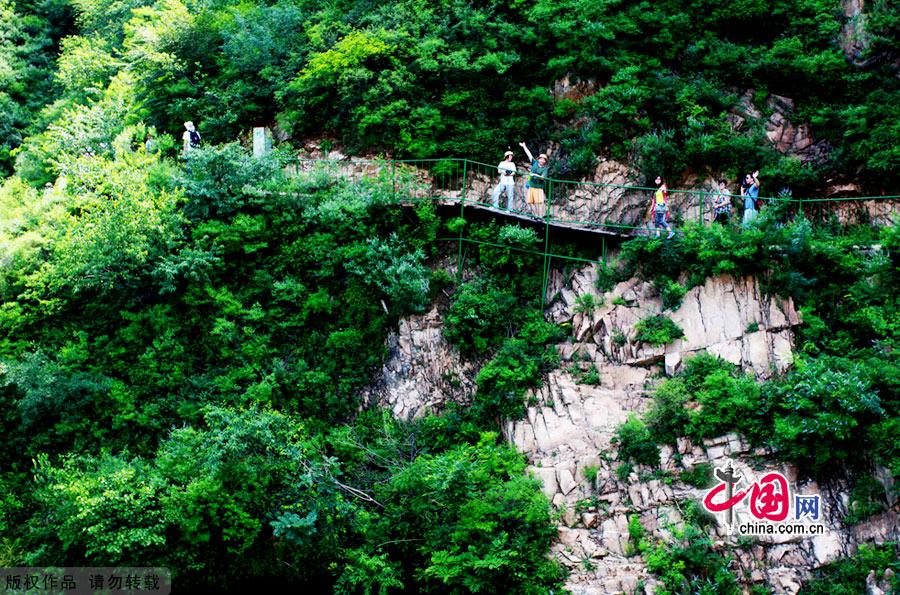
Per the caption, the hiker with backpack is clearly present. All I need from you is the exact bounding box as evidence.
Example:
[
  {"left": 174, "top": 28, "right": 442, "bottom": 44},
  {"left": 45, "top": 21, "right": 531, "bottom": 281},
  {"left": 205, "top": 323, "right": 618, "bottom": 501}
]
[
  {"left": 741, "top": 170, "right": 761, "bottom": 226},
  {"left": 183, "top": 121, "right": 201, "bottom": 155},
  {"left": 649, "top": 176, "right": 675, "bottom": 239}
]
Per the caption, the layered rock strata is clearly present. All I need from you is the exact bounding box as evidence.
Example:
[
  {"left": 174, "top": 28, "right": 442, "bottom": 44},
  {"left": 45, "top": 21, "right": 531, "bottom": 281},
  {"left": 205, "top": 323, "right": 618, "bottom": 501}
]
[
  {"left": 362, "top": 306, "right": 477, "bottom": 420},
  {"left": 366, "top": 266, "right": 898, "bottom": 594}
]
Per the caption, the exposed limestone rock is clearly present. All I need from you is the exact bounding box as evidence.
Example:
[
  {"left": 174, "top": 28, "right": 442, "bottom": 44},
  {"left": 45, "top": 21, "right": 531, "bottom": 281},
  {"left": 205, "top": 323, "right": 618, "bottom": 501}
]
[
  {"left": 869, "top": 567, "right": 897, "bottom": 595},
  {"left": 867, "top": 570, "right": 885, "bottom": 595},
  {"left": 517, "top": 266, "right": 894, "bottom": 593},
  {"left": 362, "top": 306, "right": 476, "bottom": 419},
  {"left": 548, "top": 269, "right": 800, "bottom": 379},
  {"left": 369, "top": 266, "right": 899, "bottom": 594},
  {"left": 810, "top": 532, "right": 845, "bottom": 566},
  {"left": 551, "top": 75, "right": 600, "bottom": 103},
  {"left": 765, "top": 95, "right": 818, "bottom": 156},
  {"left": 841, "top": 0, "right": 872, "bottom": 67},
  {"left": 852, "top": 510, "right": 900, "bottom": 544},
  {"left": 728, "top": 92, "right": 831, "bottom": 166},
  {"left": 554, "top": 158, "right": 647, "bottom": 229}
]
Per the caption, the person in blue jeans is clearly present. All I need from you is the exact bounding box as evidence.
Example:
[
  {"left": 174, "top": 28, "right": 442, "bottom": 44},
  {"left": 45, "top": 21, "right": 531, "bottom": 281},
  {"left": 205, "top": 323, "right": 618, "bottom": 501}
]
[
  {"left": 650, "top": 176, "right": 675, "bottom": 239},
  {"left": 741, "top": 170, "right": 760, "bottom": 226}
]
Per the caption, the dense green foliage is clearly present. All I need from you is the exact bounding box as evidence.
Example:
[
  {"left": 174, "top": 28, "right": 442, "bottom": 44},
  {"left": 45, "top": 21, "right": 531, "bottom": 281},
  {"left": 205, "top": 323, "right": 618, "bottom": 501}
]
[
  {"left": 679, "top": 463, "right": 714, "bottom": 489},
  {"left": 768, "top": 355, "right": 885, "bottom": 470},
  {"left": 1, "top": 0, "right": 899, "bottom": 590},
  {"left": 0, "top": 145, "right": 564, "bottom": 590},
  {"left": 644, "top": 353, "right": 764, "bottom": 444},
  {"left": 799, "top": 543, "right": 899, "bottom": 595},
  {"left": 608, "top": 216, "right": 897, "bottom": 595},
  {"left": 641, "top": 349, "right": 896, "bottom": 480},
  {"left": 643, "top": 526, "right": 743, "bottom": 595},
  {"left": 444, "top": 280, "right": 518, "bottom": 357},
  {"left": 638, "top": 503, "right": 742, "bottom": 595},
  {"left": 616, "top": 215, "right": 899, "bottom": 479},
  {"left": 614, "top": 415, "right": 660, "bottom": 468},
  {"left": 3, "top": 0, "right": 900, "bottom": 188},
  {"left": 24, "top": 408, "right": 564, "bottom": 590},
  {"left": 441, "top": 220, "right": 569, "bottom": 423},
  {"left": 1, "top": 145, "right": 430, "bottom": 439},
  {"left": 361, "top": 433, "right": 564, "bottom": 593},
  {"left": 634, "top": 315, "right": 685, "bottom": 346},
  {"left": 0, "top": 0, "right": 71, "bottom": 175},
  {"left": 472, "top": 314, "right": 561, "bottom": 422}
]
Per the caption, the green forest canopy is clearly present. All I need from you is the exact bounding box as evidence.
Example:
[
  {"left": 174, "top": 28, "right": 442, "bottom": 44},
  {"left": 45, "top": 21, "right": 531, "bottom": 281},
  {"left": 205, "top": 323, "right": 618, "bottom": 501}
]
[
  {"left": 0, "top": 0, "right": 898, "bottom": 592},
  {"left": 3, "top": 0, "right": 900, "bottom": 188}
]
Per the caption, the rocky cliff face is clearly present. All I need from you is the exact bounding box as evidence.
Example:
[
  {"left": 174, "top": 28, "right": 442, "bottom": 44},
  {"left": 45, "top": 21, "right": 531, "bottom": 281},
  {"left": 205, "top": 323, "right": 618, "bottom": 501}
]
[
  {"left": 362, "top": 307, "right": 477, "bottom": 420},
  {"left": 510, "top": 271, "right": 807, "bottom": 593},
  {"left": 515, "top": 268, "right": 896, "bottom": 593},
  {"left": 544, "top": 271, "right": 798, "bottom": 379},
  {"left": 841, "top": 0, "right": 872, "bottom": 67},
  {"left": 366, "top": 264, "right": 899, "bottom": 593}
]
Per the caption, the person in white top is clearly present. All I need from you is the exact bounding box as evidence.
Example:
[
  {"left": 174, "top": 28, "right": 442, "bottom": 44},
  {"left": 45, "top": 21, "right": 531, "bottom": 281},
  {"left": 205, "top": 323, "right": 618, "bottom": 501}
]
[
  {"left": 490, "top": 150, "right": 517, "bottom": 210},
  {"left": 182, "top": 121, "right": 201, "bottom": 155}
]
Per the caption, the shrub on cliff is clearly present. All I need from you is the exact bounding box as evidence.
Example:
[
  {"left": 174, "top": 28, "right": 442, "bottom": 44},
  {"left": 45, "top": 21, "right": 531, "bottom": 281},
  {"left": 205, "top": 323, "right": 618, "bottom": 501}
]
[
  {"left": 444, "top": 280, "right": 518, "bottom": 357},
  {"left": 353, "top": 435, "right": 565, "bottom": 593},
  {"left": 634, "top": 315, "right": 685, "bottom": 346},
  {"left": 473, "top": 315, "right": 562, "bottom": 422},
  {"left": 615, "top": 415, "right": 659, "bottom": 468},
  {"left": 767, "top": 355, "right": 884, "bottom": 473}
]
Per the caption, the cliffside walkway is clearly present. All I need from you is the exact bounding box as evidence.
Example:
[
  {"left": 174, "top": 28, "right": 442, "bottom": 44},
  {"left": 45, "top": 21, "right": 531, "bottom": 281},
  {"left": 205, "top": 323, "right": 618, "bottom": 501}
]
[
  {"left": 291, "top": 156, "right": 899, "bottom": 235},
  {"left": 286, "top": 157, "right": 898, "bottom": 306}
]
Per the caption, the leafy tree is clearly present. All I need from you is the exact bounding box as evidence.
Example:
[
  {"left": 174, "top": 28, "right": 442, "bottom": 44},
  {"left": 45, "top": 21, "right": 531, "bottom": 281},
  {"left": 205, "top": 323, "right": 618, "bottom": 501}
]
[
  {"left": 615, "top": 415, "right": 660, "bottom": 467},
  {"left": 634, "top": 315, "right": 685, "bottom": 346},
  {"left": 800, "top": 543, "right": 900, "bottom": 595},
  {"left": 54, "top": 36, "right": 121, "bottom": 102},
  {"left": 473, "top": 315, "right": 561, "bottom": 421},
  {"left": 2, "top": 1, "right": 900, "bottom": 591},
  {"left": 344, "top": 233, "right": 430, "bottom": 314},
  {"left": 444, "top": 280, "right": 518, "bottom": 357},
  {"left": 30, "top": 452, "right": 168, "bottom": 565},
  {"left": 768, "top": 356, "right": 884, "bottom": 472},
  {"left": 0, "top": 0, "right": 70, "bottom": 175},
  {"left": 368, "top": 435, "right": 564, "bottom": 593}
]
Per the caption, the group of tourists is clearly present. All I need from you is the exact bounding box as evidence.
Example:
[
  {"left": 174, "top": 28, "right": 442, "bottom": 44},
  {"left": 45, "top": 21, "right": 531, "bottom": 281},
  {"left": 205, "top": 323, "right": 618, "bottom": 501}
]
[
  {"left": 167, "top": 128, "right": 766, "bottom": 240},
  {"left": 711, "top": 171, "right": 762, "bottom": 226},
  {"left": 651, "top": 171, "right": 761, "bottom": 238},
  {"left": 490, "top": 142, "right": 549, "bottom": 216},
  {"left": 489, "top": 147, "right": 764, "bottom": 237}
]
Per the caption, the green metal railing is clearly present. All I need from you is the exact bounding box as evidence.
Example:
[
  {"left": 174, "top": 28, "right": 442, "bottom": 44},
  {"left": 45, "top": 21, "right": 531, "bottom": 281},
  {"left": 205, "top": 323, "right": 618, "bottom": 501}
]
[
  {"left": 282, "top": 156, "right": 898, "bottom": 305},
  {"left": 288, "top": 156, "right": 899, "bottom": 233}
]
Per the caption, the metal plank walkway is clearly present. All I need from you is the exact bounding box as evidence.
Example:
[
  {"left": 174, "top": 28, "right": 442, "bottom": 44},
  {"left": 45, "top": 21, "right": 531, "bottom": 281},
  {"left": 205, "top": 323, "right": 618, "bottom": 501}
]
[{"left": 402, "top": 199, "right": 633, "bottom": 238}]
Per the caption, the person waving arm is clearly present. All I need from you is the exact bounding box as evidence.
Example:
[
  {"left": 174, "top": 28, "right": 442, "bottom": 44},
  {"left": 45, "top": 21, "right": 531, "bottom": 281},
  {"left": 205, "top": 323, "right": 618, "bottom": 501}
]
[{"left": 519, "top": 141, "right": 535, "bottom": 164}]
